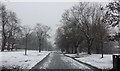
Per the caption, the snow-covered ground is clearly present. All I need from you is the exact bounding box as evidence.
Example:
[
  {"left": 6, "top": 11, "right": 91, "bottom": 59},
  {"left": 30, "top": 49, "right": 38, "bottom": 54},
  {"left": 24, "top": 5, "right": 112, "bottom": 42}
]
[
  {"left": 66, "top": 52, "right": 89, "bottom": 58},
  {"left": 66, "top": 53, "right": 113, "bottom": 69},
  {"left": 0, "top": 50, "right": 51, "bottom": 69},
  {"left": 61, "top": 54, "right": 90, "bottom": 69},
  {"left": 65, "top": 54, "right": 77, "bottom": 58}
]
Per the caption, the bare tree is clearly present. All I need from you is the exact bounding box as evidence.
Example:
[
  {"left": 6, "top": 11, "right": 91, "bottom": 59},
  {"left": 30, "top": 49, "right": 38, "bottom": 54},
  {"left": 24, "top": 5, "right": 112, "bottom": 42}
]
[
  {"left": 0, "top": 4, "right": 9, "bottom": 51},
  {"left": 57, "top": 2, "right": 108, "bottom": 55},
  {"left": 0, "top": 3, "right": 21, "bottom": 51},
  {"left": 6, "top": 11, "right": 20, "bottom": 51},
  {"left": 60, "top": 3, "right": 94, "bottom": 54},
  {"left": 22, "top": 26, "right": 31, "bottom": 55},
  {"left": 34, "top": 23, "right": 50, "bottom": 52}
]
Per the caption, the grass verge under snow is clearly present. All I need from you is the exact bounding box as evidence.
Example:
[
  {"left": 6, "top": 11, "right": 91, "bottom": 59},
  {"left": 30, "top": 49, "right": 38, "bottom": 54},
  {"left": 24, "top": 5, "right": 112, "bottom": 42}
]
[
  {"left": 0, "top": 50, "right": 50, "bottom": 69},
  {"left": 66, "top": 53, "right": 113, "bottom": 69}
]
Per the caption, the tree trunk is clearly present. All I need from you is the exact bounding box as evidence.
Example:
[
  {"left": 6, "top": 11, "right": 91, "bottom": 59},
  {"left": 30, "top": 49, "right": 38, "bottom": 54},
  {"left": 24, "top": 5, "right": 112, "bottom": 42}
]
[
  {"left": 75, "top": 48, "right": 77, "bottom": 54},
  {"left": 87, "top": 40, "right": 91, "bottom": 55},
  {"left": 7, "top": 42, "right": 10, "bottom": 51},
  {"left": 74, "top": 44, "right": 78, "bottom": 54},
  {"left": 69, "top": 47, "right": 72, "bottom": 53},
  {"left": 11, "top": 43, "right": 14, "bottom": 51},
  {"left": 77, "top": 47, "right": 79, "bottom": 56},
  {"left": 1, "top": 39, "right": 6, "bottom": 51},
  {"left": 1, "top": 22, "right": 6, "bottom": 51},
  {"left": 101, "top": 41, "right": 104, "bottom": 58},
  {"left": 72, "top": 47, "right": 74, "bottom": 53},
  {"left": 39, "top": 46, "right": 41, "bottom": 52},
  {"left": 25, "top": 35, "right": 27, "bottom": 55},
  {"left": 88, "top": 46, "right": 91, "bottom": 55},
  {"left": 1, "top": 8, "right": 6, "bottom": 52},
  {"left": 25, "top": 48, "right": 27, "bottom": 55},
  {"left": 38, "top": 39, "right": 41, "bottom": 52},
  {"left": 87, "top": 38, "right": 93, "bottom": 55}
]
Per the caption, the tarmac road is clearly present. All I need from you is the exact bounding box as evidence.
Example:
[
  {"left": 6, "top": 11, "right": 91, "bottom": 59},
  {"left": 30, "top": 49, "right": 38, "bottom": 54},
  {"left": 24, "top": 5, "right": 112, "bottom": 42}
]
[{"left": 31, "top": 52, "right": 93, "bottom": 71}]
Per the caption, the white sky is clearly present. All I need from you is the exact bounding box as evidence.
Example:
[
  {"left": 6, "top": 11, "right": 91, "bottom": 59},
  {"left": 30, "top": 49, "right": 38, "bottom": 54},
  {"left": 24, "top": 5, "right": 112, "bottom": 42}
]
[{"left": 1, "top": 0, "right": 112, "bottom": 44}]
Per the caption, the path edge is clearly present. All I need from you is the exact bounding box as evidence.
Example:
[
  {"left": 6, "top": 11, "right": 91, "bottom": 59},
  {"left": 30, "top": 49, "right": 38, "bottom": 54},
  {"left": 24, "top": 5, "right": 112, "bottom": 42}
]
[
  {"left": 64, "top": 54, "right": 103, "bottom": 71},
  {"left": 30, "top": 52, "right": 51, "bottom": 70}
]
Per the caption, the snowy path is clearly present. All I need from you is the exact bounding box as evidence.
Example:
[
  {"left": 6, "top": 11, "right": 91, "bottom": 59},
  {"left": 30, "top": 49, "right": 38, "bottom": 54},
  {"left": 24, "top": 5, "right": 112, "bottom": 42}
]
[{"left": 31, "top": 52, "right": 92, "bottom": 70}]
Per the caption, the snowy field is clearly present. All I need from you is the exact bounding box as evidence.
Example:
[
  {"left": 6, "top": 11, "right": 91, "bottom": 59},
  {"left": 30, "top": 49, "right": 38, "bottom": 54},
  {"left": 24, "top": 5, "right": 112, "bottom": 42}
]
[
  {"left": 66, "top": 53, "right": 113, "bottom": 69},
  {"left": 0, "top": 50, "right": 51, "bottom": 69}
]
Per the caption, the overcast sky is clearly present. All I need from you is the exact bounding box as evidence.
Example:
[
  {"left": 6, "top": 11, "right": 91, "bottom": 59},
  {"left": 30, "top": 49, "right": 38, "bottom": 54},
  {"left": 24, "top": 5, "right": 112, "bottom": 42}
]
[{"left": 2, "top": 0, "right": 112, "bottom": 44}]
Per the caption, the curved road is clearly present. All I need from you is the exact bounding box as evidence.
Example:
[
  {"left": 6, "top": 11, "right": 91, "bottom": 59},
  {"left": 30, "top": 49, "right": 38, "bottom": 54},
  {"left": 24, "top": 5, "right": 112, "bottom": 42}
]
[{"left": 31, "top": 52, "right": 94, "bottom": 71}]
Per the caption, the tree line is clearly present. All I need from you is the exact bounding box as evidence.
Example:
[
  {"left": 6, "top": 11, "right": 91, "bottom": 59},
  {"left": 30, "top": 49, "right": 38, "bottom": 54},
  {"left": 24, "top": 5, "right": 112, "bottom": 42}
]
[
  {"left": 0, "top": 3, "right": 53, "bottom": 54},
  {"left": 55, "top": 1, "right": 120, "bottom": 57}
]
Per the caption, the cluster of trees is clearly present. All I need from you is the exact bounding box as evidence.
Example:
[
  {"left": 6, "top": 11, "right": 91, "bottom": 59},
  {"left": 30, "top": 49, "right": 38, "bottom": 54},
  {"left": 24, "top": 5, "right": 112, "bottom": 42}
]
[
  {"left": 0, "top": 3, "right": 21, "bottom": 51},
  {"left": 56, "top": 1, "right": 120, "bottom": 57},
  {"left": 0, "top": 3, "right": 53, "bottom": 54},
  {"left": 103, "top": 0, "right": 120, "bottom": 54},
  {"left": 104, "top": 1, "right": 120, "bottom": 43},
  {"left": 20, "top": 24, "right": 52, "bottom": 55}
]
